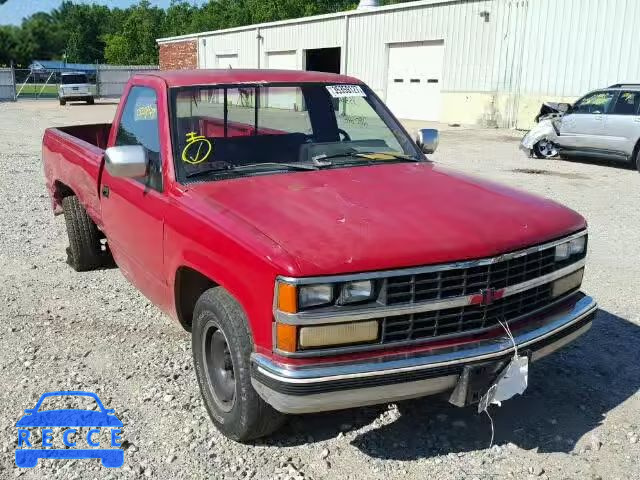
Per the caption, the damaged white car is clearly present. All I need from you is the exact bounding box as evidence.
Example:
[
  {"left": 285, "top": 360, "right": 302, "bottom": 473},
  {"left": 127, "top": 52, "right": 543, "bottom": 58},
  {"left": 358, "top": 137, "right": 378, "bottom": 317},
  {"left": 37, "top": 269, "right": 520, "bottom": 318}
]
[{"left": 521, "top": 84, "right": 640, "bottom": 172}]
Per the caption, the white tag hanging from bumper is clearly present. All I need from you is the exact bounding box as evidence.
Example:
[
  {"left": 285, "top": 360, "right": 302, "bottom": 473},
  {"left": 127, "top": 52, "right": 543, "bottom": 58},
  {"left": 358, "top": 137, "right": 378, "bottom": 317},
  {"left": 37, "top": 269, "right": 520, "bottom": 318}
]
[{"left": 478, "top": 354, "right": 529, "bottom": 413}]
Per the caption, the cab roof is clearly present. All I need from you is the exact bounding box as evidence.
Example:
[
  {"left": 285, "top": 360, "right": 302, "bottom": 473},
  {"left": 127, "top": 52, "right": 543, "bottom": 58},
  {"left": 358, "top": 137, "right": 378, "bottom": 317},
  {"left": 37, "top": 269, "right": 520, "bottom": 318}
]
[{"left": 135, "top": 69, "right": 363, "bottom": 88}]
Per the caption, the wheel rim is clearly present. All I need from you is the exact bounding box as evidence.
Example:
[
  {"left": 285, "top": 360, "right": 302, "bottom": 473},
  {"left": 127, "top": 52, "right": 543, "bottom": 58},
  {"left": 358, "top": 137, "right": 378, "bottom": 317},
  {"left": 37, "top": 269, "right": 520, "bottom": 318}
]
[
  {"left": 537, "top": 140, "right": 558, "bottom": 158},
  {"left": 203, "top": 324, "right": 236, "bottom": 412}
]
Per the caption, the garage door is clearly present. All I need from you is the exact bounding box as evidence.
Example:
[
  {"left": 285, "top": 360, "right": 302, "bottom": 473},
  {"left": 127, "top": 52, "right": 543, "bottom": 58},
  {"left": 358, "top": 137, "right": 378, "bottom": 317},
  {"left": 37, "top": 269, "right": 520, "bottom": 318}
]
[
  {"left": 216, "top": 54, "right": 238, "bottom": 69},
  {"left": 266, "top": 51, "right": 298, "bottom": 109},
  {"left": 386, "top": 41, "right": 444, "bottom": 121}
]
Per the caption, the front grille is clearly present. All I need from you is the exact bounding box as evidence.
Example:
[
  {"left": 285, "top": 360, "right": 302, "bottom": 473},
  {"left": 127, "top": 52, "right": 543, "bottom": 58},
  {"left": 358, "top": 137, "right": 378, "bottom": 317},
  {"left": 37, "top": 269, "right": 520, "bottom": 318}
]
[
  {"left": 381, "top": 283, "right": 556, "bottom": 344},
  {"left": 385, "top": 248, "right": 585, "bottom": 306}
]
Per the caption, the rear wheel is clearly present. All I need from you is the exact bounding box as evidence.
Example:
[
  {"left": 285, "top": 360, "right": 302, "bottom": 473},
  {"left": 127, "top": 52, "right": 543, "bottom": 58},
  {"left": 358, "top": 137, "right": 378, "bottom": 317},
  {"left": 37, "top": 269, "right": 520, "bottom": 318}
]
[
  {"left": 634, "top": 144, "right": 640, "bottom": 173},
  {"left": 62, "top": 196, "right": 105, "bottom": 272},
  {"left": 87, "top": 97, "right": 94, "bottom": 105},
  {"left": 192, "top": 288, "right": 285, "bottom": 441},
  {"left": 533, "top": 139, "right": 558, "bottom": 159}
]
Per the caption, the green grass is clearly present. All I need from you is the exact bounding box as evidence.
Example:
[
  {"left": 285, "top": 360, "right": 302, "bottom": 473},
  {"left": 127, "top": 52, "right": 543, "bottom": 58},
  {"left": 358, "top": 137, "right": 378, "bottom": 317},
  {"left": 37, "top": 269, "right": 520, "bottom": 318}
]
[{"left": 17, "top": 83, "right": 58, "bottom": 96}]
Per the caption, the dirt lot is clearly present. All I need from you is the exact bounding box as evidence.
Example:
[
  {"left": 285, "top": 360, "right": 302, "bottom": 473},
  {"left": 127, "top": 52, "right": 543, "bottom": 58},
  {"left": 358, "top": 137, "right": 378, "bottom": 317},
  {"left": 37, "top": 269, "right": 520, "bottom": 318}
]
[{"left": 0, "top": 100, "right": 638, "bottom": 480}]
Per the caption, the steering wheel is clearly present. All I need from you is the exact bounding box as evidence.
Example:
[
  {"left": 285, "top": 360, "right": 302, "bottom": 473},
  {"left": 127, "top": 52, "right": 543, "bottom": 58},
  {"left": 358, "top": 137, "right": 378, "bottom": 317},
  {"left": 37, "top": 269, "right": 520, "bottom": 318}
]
[{"left": 337, "top": 128, "right": 352, "bottom": 142}]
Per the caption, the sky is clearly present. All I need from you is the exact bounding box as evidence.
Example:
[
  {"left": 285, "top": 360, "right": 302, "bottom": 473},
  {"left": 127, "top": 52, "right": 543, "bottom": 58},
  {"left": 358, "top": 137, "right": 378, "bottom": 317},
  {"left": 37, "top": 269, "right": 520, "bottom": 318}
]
[{"left": 0, "top": 0, "right": 206, "bottom": 25}]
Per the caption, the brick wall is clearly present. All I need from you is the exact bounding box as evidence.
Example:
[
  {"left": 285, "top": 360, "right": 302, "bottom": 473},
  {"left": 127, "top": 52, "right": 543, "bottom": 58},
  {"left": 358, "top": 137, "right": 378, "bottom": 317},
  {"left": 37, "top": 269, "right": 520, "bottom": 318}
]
[{"left": 159, "top": 40, "right": 198, "bottom": 70}]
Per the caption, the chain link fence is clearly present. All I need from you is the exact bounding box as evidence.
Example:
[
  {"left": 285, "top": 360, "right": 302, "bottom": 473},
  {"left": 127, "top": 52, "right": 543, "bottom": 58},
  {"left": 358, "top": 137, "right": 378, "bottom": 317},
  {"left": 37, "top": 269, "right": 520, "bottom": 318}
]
[
  {"left": 0, "top": 67, "right": 16, "bottom": 101},
  {"left": 4, "top": 64, "right": 159, "bottom": 101},
  {"left": 96, "top": 65, "right": 158, "bottom": 98}
]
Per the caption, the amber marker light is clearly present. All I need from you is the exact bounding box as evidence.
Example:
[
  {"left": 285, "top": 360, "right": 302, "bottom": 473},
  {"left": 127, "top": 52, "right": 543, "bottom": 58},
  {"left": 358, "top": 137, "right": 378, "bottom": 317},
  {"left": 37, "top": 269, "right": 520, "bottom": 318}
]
[
  {"left": 277, "top": 282, "right": 298, "bottom": 314},
  {"left": 276, "top": 323, "right": 298, "bottom": 353}
]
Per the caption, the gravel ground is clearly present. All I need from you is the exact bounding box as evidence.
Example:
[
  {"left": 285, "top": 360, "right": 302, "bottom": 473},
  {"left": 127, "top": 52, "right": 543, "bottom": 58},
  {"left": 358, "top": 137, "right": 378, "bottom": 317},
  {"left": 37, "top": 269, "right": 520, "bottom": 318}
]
[{"left": 0, "top": 100, "right": 639, "bottom": 480}]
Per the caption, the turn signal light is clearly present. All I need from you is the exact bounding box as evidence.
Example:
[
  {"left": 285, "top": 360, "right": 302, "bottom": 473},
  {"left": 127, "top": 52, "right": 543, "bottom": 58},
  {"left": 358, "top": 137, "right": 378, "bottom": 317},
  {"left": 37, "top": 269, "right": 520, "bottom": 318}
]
[
  {"left": 276, "top": 323, "right": 298, "bottom": 353},
  {"left": 277, "top": 283, "right": 298, "bottom": 314}
]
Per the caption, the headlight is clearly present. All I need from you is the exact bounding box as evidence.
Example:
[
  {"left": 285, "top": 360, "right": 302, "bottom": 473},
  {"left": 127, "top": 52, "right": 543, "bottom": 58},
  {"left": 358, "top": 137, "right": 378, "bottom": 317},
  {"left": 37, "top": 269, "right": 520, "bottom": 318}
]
[
  {"left": 298, "top": 284, "right": 333, "bottom": 309},
  {"left": 569, "top": 236, "right": 586, "bottom": 255},
  {"left": 555, "top": 235, "right": 586, "bottom": 261},
  {"left": 555, "top": 242, "right": 571, "bottom": 261},
  {"left": 340, "top": 280, "right": 374, "bottom": 304},
  {"left": 277, "top": 279, "right": 377, "bottom": 313}
]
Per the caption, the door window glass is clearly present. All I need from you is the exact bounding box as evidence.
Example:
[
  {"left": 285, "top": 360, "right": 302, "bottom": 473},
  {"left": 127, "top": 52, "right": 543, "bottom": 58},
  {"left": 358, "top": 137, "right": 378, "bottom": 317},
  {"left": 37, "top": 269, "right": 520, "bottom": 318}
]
[
  {"left": 611, "top": 91, "right": 640, "bottom": 115},
  {"left": 115, "top": 86, "right": 162, "bottom": 191},
  {"left": 572, "top": 91, "right": 615, "bottom": 114}
]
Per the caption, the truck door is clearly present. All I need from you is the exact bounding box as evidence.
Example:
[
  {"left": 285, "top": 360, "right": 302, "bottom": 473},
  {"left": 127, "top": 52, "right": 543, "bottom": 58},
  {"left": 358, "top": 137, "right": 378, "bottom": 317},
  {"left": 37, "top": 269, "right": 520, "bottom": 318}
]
[
  {"left": 558, "top": 90, "right": 616, "bottom": 151},
  {"left": 100, "top": 85, "right": 168, "bottom": 308},
  {"left": 603, "top": 90, "right": 640, "bottom": 157}
]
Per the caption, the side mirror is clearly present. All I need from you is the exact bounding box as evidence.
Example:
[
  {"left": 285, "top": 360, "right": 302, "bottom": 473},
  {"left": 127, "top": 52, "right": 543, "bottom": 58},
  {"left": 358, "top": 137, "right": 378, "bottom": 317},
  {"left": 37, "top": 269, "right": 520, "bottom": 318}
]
[
  {"left": 416, "top": 128, "right": 439, "bottom": 154},
  {"left": 557, "top": 102, "right": 572, "bottom": 113},
  {"left": 104, "top": 145, "right": 148, "bottom": 178}
]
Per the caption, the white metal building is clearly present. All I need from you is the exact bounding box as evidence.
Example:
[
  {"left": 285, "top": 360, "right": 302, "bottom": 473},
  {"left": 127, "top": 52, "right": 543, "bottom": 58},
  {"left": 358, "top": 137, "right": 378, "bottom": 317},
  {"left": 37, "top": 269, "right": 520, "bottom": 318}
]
[{"left": 157, "top": 0, "right": 640, "bottom": 129}]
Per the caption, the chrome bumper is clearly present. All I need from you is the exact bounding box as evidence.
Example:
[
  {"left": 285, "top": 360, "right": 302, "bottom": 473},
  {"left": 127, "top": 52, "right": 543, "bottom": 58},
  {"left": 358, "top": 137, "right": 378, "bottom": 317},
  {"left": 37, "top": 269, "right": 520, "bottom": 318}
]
[{"left": 251, "top": 294, "right": 597, "bottom": 414}]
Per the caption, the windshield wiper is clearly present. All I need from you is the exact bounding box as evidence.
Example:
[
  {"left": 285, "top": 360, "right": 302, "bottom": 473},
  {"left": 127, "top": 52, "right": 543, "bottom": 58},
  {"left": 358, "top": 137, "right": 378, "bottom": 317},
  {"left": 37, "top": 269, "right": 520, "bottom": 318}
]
[
  {"left": 186, "top": 162, "right": 318, "bottom": 178},
  {"left": 312, "top": 151, "right": 420, "bottom": 167}
]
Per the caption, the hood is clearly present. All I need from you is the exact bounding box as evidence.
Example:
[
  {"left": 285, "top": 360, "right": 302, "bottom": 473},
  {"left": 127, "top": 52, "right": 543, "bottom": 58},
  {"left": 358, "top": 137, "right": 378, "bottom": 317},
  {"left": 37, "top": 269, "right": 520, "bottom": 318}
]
[{"left": 188, "top": 163, "right": 586, "bottom": 276}]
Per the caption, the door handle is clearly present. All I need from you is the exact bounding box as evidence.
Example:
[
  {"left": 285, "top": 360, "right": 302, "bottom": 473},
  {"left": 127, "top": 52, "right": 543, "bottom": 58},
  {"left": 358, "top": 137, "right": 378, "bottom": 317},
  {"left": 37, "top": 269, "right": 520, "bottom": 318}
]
[
  {"left": 594, "top": 115, "right": 603, "bottom": 120},
  {"left": 101, "top": 185, "right": 110, "bottom": 198}
]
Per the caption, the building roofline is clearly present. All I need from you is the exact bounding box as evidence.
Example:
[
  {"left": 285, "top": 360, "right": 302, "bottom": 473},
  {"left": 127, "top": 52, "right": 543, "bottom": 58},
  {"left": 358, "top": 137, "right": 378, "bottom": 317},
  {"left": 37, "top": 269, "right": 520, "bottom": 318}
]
[{"left": 157, "top": 0, "right": 475, "bottom": 44}]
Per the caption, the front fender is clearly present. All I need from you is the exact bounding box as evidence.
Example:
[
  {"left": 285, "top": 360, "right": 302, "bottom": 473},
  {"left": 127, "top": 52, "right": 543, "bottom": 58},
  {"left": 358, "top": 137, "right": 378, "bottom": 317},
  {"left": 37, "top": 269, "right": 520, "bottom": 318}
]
[{"left": 521, "top": 119, "right": 559, "bottom": 150}]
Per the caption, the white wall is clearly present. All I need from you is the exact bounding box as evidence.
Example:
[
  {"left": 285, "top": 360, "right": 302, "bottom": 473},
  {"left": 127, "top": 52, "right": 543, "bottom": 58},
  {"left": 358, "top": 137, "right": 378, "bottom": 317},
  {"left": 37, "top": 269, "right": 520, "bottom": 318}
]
[{"left": 183, "top": 0, "right": 640, "bottom": 128}]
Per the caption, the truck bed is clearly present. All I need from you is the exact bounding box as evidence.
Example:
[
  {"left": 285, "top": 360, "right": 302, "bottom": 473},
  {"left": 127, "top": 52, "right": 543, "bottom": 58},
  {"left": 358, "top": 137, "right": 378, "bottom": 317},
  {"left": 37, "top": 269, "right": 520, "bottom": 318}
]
[
  {"left": 42, "top": 123, "right": 111, "bottom": 226},
  {"left": 57, "top": 124, "right": 111, "bottom": 149}
]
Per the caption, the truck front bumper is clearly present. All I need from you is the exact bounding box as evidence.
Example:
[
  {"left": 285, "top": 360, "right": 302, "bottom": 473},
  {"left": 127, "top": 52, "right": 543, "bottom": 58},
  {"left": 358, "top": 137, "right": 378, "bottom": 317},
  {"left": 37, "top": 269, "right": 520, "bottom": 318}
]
[{"left": 251, "top": 294, "right": 597, "bottom": 414}]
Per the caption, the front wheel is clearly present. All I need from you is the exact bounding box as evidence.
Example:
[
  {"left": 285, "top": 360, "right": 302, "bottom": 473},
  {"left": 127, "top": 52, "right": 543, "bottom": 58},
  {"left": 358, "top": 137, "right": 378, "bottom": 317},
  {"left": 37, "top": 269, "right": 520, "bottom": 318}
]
[
  {"left": 87, "top": 97, "right": 95, "bottom": 105},
  {"left": 59, "top": 98, "right": 66, "bottom": 106},
  {"left": 192, "top": 288, "right": 285, "bottom": 442},
  {"left": 532, "top": 139, "right": 558, "bottom": 159}
]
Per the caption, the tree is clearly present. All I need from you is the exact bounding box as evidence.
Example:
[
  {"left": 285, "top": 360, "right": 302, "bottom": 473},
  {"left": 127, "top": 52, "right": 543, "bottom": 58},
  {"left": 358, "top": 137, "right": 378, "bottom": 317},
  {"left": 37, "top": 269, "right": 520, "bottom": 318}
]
[
  {"left": 0, "top": 0, "right": 374, "bottom": 67},
  {"left": 104, "top": 1, "right": 164, "bottom": 64},
  {"left": 162, "top": 1, "right": 198, "bottom": 38},
  {"left": 0, "top": 27, "right": 18, "bottom": 66}
]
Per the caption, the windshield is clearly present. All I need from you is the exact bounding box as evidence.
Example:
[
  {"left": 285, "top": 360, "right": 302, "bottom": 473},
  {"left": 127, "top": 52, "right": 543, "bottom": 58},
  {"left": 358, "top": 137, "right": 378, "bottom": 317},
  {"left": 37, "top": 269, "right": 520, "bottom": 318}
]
[
  {"left": 62, "top": 74, "right": 88, "bottom": 84},
  {"left": 170, "top": 83, "right": 420, "bottom": 182}
]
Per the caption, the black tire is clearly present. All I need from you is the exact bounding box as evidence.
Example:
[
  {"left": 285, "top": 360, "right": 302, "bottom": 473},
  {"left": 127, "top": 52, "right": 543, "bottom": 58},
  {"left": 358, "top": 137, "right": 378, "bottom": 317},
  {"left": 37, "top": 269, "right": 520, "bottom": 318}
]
[
  {"left": 634, "top": 144, "right": 640, "bottom": 173},
  {"left": 62, "top": 196, "right": 104, "bottom": 272},
  {"left": 87, "top": 97, "right": 95, "bottom": 105},
  {"left": 59, "top": 98, "right": 66, "bottom": 106},
  {"left": 192, "top": 288, "right": 285, "bottom": 441}
]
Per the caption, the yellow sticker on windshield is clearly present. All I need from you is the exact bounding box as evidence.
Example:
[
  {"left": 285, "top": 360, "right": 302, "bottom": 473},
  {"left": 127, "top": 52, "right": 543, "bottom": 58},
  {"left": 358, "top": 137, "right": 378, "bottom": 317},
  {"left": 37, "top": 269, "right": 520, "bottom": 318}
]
[
  {"left": 359, "top": 152, "right": 403, "bottom": 161},
  {"left": 135, "top": 104, "right": 157, "bottom": 121},
  {"left": 182, "top": 132, "right": 213, "bottom": 165}
]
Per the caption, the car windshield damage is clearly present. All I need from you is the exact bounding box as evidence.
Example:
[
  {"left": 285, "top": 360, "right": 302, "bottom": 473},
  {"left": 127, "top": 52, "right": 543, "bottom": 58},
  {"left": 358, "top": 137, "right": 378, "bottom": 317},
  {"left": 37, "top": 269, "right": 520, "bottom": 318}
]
[{"left": 170, "top": 83, "right": 421, "bottom": 182}]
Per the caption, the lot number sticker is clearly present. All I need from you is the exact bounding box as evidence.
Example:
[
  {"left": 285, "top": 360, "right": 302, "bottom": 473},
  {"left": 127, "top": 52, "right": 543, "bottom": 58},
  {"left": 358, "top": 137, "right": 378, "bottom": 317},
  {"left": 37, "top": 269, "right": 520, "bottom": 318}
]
[{"left": 326, "top": 85, "right": 366, "bottom": 98}]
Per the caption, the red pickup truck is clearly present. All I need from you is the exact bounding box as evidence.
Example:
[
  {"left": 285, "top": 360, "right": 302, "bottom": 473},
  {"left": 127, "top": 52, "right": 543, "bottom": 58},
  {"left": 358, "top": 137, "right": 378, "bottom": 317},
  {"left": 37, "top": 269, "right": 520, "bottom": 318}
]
[{"left": 43, "top": 69, "right": 597, "bottom": 441}]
